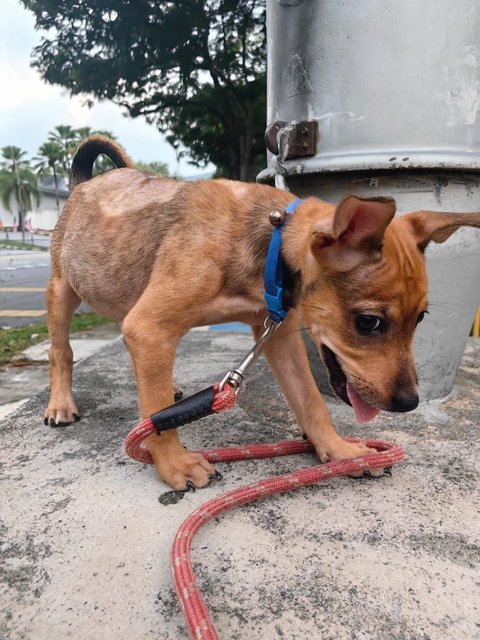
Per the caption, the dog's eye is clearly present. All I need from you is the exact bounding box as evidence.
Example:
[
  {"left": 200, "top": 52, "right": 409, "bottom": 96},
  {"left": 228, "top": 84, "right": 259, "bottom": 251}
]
[
  {"left": 416, "top": 311, "right": 426, "bottom": 325},
  {"left": 356, "top": 314, "right": 383, "bottom": 334}
]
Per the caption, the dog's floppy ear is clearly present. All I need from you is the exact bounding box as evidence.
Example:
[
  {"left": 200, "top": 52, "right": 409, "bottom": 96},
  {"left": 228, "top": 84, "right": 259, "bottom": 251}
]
[
  {"left": 403, "top": 211, "right": 480, "bottom": 251},
  {"left": 311, "top": 195, "right": 396, "bottom": 270}
]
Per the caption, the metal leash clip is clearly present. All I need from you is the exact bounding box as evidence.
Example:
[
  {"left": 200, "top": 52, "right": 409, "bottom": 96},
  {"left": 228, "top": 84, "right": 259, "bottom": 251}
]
[
  {"left": 270, "top": 121, "right": 296, "bottom": 191},
  {"left": 218, "top": 317, "right": 281, "bottom": 395}
]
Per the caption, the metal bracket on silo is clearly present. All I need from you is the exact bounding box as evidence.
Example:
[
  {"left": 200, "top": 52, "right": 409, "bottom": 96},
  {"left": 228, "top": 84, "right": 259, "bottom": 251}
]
[{"left": 265, "top": 120, "right": 317, "bottom": 160}]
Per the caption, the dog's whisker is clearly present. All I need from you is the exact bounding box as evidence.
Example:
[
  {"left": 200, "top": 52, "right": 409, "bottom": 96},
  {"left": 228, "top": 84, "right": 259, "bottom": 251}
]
[
  {"left": 425, "top": 306, "right": 456, "bottom": 315},
  {"left": 426, "top": 303, "right": 458, "bottom": 313},
  {"left": 341, "top": 369, "right": 376, "bottom": 389},
  {"left": 300, "top": 303, "right": 329, "bottom": 313},
  {"left": 416, "top": 355, "right": 440, "bottom": 370},
  {"left": 428, "top": 299, "right": 458, "bottom": 307},
  {"left": 417, "top": 362, "right": 431, "bottom": 378},
  {"left": 265, "top": 325, "right": 314, "bottom": 345}
]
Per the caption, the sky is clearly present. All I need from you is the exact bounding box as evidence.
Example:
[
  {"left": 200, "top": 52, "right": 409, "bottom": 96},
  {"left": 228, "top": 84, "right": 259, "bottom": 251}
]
[{"left": 0, "top": 0, "right": 213, "bottom": 176}]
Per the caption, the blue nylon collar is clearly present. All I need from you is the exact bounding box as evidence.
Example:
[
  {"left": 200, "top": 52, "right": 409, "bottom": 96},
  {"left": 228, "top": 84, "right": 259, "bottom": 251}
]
[{"left": 264, "top": 199, "right": 303, "bottom": 323}]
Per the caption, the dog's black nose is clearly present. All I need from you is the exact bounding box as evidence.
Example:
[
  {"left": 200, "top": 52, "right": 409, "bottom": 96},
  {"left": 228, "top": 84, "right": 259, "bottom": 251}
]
[{"left": 390, "top": 393, "right": 419, "bottom": 412}]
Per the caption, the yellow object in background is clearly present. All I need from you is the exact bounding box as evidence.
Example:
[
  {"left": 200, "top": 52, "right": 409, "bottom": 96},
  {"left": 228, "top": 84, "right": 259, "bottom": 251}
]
[{"left": 473, "top": 308, "right": 480, "bottom": 337}]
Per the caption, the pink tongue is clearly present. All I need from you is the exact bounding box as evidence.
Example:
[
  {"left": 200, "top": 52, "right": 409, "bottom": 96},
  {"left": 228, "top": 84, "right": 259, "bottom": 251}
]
[{"left": 346, "top": 382, "right": 380, "bottom": 424}]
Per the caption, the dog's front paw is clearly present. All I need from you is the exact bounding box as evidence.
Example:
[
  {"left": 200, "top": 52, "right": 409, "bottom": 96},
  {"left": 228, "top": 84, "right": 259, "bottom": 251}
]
[
  {"left": 147, "top": 439, "right": 219, "bottom": 491},
  {"left": 44, "top": 396, "right": 80, "bottom": 427},
  {"left": 314, "top": 436, "right": 384, "bottom": 478},
  {"left": 159, "top": 451, "right": 219, "bottom": 491}
]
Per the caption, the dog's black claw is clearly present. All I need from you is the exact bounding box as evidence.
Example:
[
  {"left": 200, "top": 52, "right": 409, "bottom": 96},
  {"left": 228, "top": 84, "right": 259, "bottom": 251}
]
[
  {"left": 73, "top": 413, "right": 81, "bottom": 422},
  {"left": 302, "top": 433, "right": 308, "bottom": 440},
  {"left": 364, "top": 470, "right": 372, "bottom": 478},
  {"left": 185, "top": 480, "right": 196, "bottom": 492},
  {"left": 174, "top": 390, "right": 183, "bottom": 402},
  {"left": 44, "top": 418, "right": 48, "bottom": 426},
  {"left": 208, "top": 470, "right": 224, "bottom": 482},
  {"left": 49, "top": 419, "right": 66, "bottom": 428},
  {"left": 384, "top": 467, "right": 392, "bottom": 477}
]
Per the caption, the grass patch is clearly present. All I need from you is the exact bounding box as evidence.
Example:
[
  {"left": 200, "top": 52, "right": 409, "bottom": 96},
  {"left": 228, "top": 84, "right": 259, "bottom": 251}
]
[
  {"left": 0, "top": 312, "right": 113, "bottom": 365},
  {"left": 0, "top": 239, "right": 49, "bottom": 251},
  {"left": 70, "top": 313, "right": 113, "bottom": 332}
]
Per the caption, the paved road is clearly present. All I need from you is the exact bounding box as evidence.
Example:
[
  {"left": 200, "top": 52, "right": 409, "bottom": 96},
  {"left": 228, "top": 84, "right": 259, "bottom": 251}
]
[
  {"left": 0, "top": 248, "right": 89, "bottom": 328},
  {"left": 0, "top": 250, "right": 51, "bottom": 327}
]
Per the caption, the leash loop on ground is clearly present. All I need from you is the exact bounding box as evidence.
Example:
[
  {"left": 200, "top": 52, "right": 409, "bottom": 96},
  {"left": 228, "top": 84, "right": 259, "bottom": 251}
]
[
  {"left": 170, "top": 437, "right": 404, "bottom": 640},
  {"left": 124, "top": 383, "right": 405, "bottom": 640},
  {"left": 124, "top": 420, "right": 405, "bottom": 639}
]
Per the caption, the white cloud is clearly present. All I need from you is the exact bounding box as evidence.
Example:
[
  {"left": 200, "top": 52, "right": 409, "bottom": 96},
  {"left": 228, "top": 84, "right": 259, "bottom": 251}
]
[{"left": 0, "top": 62, "right": 53, "bottom": 110}]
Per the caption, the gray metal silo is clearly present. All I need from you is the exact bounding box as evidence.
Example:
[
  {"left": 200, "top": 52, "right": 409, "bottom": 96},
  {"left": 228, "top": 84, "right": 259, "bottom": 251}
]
[{"left": 259, "top": 0, "right": 480, "bottom": 401}]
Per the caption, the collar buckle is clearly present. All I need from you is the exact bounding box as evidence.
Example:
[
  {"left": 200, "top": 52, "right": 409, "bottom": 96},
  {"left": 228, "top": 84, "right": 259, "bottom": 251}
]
[{"left": 264, "top": 199, "right": 303, "bottom": 322}]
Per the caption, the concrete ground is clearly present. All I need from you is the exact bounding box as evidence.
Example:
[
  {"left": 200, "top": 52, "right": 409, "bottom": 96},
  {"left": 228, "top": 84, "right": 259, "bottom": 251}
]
[
  {"left": 0, "top": 324, "right": 121, "bottom": 418},
  {"left": 0, "top": 330, "right": 479, "bottom": 640}
]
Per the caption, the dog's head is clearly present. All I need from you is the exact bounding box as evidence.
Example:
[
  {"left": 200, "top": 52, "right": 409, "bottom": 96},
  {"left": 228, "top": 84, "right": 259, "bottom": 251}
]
[{"left": 288, "top": 196, "right": 480, "bottom": 423}]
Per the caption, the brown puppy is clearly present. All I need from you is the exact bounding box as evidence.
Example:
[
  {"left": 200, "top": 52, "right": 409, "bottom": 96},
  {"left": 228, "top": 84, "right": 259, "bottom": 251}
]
[{"left": 45, "top": 135, "right": 480, "bottom": 490}]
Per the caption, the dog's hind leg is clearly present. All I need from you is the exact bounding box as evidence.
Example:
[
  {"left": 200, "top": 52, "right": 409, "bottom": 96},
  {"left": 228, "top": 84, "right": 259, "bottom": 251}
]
[{"left": 44, "top": 276, "right": 81, "bottom": 426}]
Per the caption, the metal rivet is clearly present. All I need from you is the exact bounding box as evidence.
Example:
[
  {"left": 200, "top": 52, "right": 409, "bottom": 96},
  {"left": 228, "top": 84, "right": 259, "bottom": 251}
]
[{"left": 269, "top": 210, "right": 285, "bottom": 226}]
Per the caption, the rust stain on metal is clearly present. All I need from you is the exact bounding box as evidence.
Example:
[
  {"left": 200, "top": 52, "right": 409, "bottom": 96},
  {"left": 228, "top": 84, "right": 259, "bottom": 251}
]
[{"left": 265, "top": 120, "right": 317, "bottom": 159}]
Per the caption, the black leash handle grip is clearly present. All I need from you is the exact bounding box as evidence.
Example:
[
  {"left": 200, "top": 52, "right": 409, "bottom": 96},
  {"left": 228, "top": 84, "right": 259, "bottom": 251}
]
[{"left": 151, "top": 386, "right": 216, "bottom": 433}]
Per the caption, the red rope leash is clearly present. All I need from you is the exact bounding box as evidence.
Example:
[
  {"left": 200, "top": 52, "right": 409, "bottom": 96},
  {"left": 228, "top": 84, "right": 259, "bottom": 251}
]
[
  {"left": 124, "top": 383, "right": 237, "bottom": 464},
  {"left": 172, "top": 438, "right": 404, "bottom": 640},
  {"left": 124, "top": 386, "right": 405, "bottom": 640}
]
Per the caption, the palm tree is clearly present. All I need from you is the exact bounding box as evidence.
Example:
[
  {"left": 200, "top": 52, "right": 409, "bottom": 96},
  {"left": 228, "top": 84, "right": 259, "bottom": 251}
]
[
  {"left": 135, "top": 160, "right": 170, "bottom": 177},
  {"left": 92, "top": 129, "right": 116, "bottom": 140},
  {"left": 75, "top": 126, "right": 93, "bottom": 141},
  {"left": 0, "top": 146, "right": 39, "bottom": 232},
  {"left": 1, "top": 146, "right": 28, "bottom": 171},
  {"left": 33, "top": 141, "right": 65, "bottom": 214},
  {"left": 48, "top": 126, "right": 119, "bottom": 178},
  {"left": 48, "top": 124, "right": 78, "bottom": 173}
]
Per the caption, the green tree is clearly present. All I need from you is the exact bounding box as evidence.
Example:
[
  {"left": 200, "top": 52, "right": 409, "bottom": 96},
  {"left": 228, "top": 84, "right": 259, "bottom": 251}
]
[
  {"left": 22, "top": 0, "right": 267, "bottom": 181},
  {"left": 44, "top": 125, "right": 119, "bottom": 178},
  {"left": 73, "top": 127, "right": 117, "bottom": 144},
  {"left": 33, "top": 141, "right": 64, "bottom": 213},
  {"left": 0, "top": 147, "right": 40, "bottom": 231},
  {"left": 48, "top": 124, "right": 78, "bottom": 174},
  {"left": 1, "top": 146, "right": 28, "bottom": 171},
  {"left": 75, "top": 126, "right": 94, "bottom": 141},
  {"left": 135, "top": 161, "right": 170, "bottom": 177}
]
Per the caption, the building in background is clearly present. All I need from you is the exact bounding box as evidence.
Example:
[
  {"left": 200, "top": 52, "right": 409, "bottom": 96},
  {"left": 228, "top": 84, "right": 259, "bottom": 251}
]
[{"left": 0, "top": 176, "right": 68, "bottom": 232}]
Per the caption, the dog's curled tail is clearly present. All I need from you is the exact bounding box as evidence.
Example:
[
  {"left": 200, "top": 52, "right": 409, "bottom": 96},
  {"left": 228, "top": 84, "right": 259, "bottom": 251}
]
[{"left": 70, "top": 134, "right": 134, "bottom": 189}]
